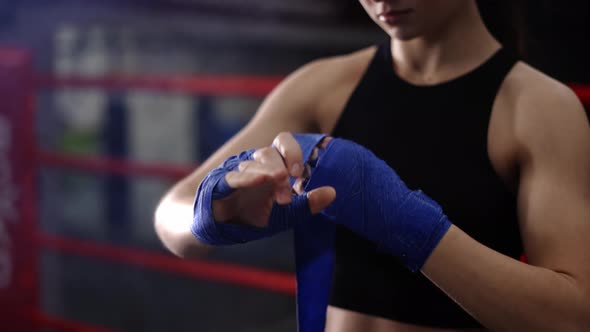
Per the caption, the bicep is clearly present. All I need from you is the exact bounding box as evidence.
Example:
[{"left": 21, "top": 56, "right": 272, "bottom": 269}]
[
  {"left": 518, "top": 158, "right": 590, "bottom": 278},
  {"left": 516, "top": 92, "right": 590, "bottom": 285}
]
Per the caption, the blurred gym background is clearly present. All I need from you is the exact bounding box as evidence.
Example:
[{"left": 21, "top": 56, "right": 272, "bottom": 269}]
[{"left": 0, "top": 0, "right": 588, "bottom": 331}]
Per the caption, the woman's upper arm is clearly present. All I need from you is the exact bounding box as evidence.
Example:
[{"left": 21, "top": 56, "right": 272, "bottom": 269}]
[{"left": 514, "top": 74, "right": 590, "bottom": 286}]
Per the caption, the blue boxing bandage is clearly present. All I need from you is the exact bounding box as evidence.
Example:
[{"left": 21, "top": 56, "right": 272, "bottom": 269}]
[
  {"left": 294, "top": 135, "right": 452, "bottom": 332},
  {"left": 191, "top": 134, "right": 328, "bottom": 246},
  {"left": 191, "top": 133, "right": 451, "bottom": 332},
  {"left": 304, "top": 137, "right": 452, "bottom": 272},
  {"left": 190, "top": 134, "right": 331, "bottom": 331}
]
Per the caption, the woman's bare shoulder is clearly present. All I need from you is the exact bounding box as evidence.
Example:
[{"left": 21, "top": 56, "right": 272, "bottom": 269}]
[
  {"left": 502, "top": 62, "right": 582, "bottom": 113},
  {"left": 499, "top": 61, "right": 587, "bottom": 158},
  {"left": 297, "top": 45, "right": 378, "bottom": 89}
]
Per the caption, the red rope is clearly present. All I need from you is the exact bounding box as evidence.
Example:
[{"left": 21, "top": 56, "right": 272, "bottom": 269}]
[
  {"left": 37, "top": 233, "right": 297, "bottom": 296},
  {"left": 36, "top": 74, "right": 283, "bottom": 97},
  {"left": 37, "top": 150, "right": 195, "bottom": 179},
  {"left": 28, "top": 310, "right": 120, "bottom": 332},
  {"left": 33, "top": 71, "right": 590, "bottom": 105},
  {"left": 570, "top": 84, "right": 590, "bottom": 105},
  {"left": 35, "top": 73, "right": 590, "bottom": 105}
]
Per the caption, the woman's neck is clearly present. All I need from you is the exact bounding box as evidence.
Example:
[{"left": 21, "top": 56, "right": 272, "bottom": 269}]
[{"left": 391, "top": 4, "right": 501, "bottom": 85}]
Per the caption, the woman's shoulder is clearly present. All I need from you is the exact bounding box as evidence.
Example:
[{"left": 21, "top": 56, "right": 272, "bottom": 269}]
[
  {"left": 295, "top": 45, "right": 378, "bottom": 87},
  {"left": 244, "top": 45, "right": 379, "bottom": 135},
  {"left": 499, "top": 61, "right": 587, "bottom": 154},
  {"left": 501, "top": 62, "right": 583, "bottom": 114},
  {"left": 268, "top": 45, "right": 378, "bottom": 111},
  {"left": 272, "top": 45, "right": 378, "bottom": 132}
]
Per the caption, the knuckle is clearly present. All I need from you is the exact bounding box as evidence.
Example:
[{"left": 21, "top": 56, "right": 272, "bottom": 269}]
[
  {"left": 238, "top": 161, "right": 251, "bottom": 172},
  {"left": 274, "top": 132, "right": 299, "bottom": 156},
  {"left": 271, "top": 166, "right": 288, "bottom": 179},
  {"left": 272, "top": 132, "right": 290, "bottom": 148},
  {"left": 261, "top": 146, "right": 274, "bottom": 155},
  {"left": 253, "top": 147, "right": 272, "bottom": 160}
]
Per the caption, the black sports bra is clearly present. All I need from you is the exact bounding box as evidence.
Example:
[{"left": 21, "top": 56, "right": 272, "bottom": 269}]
[{"left": 329, "top": 40, "right": 521, "bottom": 328}]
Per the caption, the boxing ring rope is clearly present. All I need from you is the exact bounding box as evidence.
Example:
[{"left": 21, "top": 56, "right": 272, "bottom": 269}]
[
  {"left": 36, "top": 233, "right": 296, "bottom": 295},
  {"left": 33, "top": 74, "right": 296, "bottom": 297},
  {"left": 2, "top": 47, "right": 590, "bottom": 331},
  {"left": 569, "top": 83, "right": 590, "bottom": 104},
  {"left": 0, "top": 48, "right": 292, "bottom": 331},
  {"left": 37, "top": 75, "right": 284, "bottom": 97},
  {"left": 37, "top": 151, "right": 195, "bottom": 179}
]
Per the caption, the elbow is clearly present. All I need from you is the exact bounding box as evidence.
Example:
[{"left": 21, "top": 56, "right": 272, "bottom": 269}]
[
  {"left": 560, "top": 318, "right": 590, "bottom": 332},
  {"left": 545, "top": 301, "right": 590, "bottom": 332},
  {"left": 154, "top": 202, "right": 182, "bottom": 257},
  {"left": 526, "top": 317, "right": 587, "bottom": 332},
  {"left": 153, "top": 198, "right": 211, "bottom": 258},
  {"left": 153, "top": 198, "right": 169, "bottom": 240},
  {"left": 578, "top": 303, "right": 590, "bottom": 332},
  {"left": 571, "top": 289, "right": 590, "bottom": 332},
  {"left": 154, "top": 214, "right": 192, "bottom": 258}
]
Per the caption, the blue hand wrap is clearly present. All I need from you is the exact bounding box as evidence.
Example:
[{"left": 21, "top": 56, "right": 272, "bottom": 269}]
[
  {"left": 191, "top": 135, "right": 327, "bottom": 246},
  {"left": 292, "top": 135, "right": 452, "bottom": 332},
  {"left": 289, "top": 135, "right": 335, "bottom": 332},
  {"left": 305, "top": 138, "right": 452, "bottom": 272},
  {"left": 192, "top": 134, "right": 451, "bottom": 332}
]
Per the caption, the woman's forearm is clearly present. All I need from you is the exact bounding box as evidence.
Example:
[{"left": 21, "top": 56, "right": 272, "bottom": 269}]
[{"left": 422, "top": 225, "right": 590, "bottom": 332}]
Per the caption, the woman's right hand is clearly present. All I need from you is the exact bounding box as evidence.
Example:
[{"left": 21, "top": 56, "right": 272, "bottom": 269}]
[{"left": 212, "top": 132, "right": 336, "bottom": 228}]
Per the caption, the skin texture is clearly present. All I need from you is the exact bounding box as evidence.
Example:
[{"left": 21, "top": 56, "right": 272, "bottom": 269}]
[{"left": 155, "top": 0, "right": 590, "bottom": 331}]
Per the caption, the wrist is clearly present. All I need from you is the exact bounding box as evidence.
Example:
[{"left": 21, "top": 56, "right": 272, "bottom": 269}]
[{"left": 394, "top": 190, "right": 452, "bottom": 272}]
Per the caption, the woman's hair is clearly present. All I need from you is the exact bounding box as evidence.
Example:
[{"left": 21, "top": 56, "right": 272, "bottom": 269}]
[{"left": 476, "top": 0, "right": 528, "bottom": 57}]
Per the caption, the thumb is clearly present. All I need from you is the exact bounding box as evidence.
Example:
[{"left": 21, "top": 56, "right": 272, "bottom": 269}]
[{"left": 306, "top": 186, "right": 336, "bottom": 214}]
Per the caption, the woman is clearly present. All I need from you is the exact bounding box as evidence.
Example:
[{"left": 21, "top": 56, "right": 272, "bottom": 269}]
[{"left": 155, "top": 0, "right": 590, "bottom": 331}]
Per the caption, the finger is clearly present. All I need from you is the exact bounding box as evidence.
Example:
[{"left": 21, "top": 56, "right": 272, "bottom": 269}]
[
  {"left": 225, "top": 170, "right": 292, "bottom": 206},
  {"left": 224, "top": 170, "right": 268, "bottom": 189},
  {"left": 228, "top": 159, "right": 290, "bottom": 188},
  {"left": 310, "top": 147, "right": 319, "bottom": 161},
  {"left": 272, "top": 132, "right": 304, "bottom": 178},
  {"left": 319, "top": 136, "right": 333, "bottom": 149},
  {"left": 306, "top": 186, "right": 336, "bottom": 214},
  {"left": 237, "top": 160, "right": 256, "bottom": 172},
  {"left": 251, "top": 147, "right": 290, "bottom": 181},
  {"left": 237, "top": 160, "right": 285, "bottom": 179},
  {"left": 301, "top": 164, "right": 311, "bottom": 178},
  {"left": 252, "top": 147, "right": 292, "bottom": 203},
  {"left": 293, "top": 177, "right": 306, "bottom": 195},
  {"left": 239, "top": 160, "right": 293, "bottom": 204}
]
